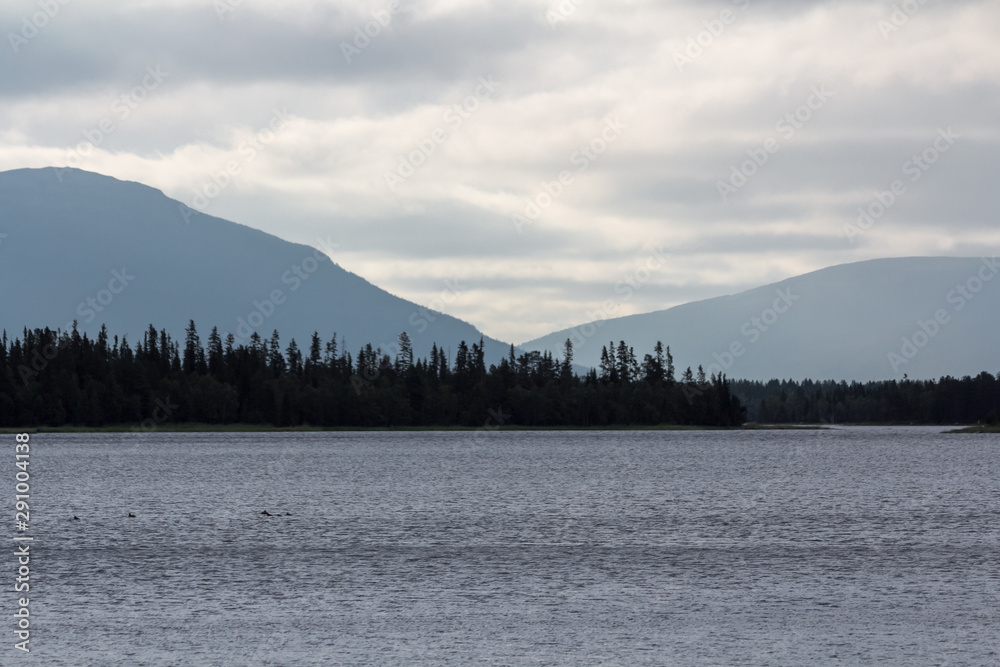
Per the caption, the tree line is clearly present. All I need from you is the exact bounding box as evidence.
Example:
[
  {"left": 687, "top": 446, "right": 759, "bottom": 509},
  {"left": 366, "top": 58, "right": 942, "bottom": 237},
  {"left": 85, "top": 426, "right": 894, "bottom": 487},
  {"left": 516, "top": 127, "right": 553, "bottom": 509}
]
[
  {"left": 0, "top": 322, "right": 746, "bottom": 429},
  {"left": 732, "top": 375, "right": 1000, "bottom": 425}
]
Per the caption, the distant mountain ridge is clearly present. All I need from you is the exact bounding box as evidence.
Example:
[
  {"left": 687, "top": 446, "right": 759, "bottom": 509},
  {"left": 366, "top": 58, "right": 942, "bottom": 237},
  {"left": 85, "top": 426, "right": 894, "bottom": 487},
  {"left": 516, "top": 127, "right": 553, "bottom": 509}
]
[
  {"left": 3, "top": 168, "right": 995, "bottom": 382},
  {"left": 522, "top": 256, "right": 1000, "bottom": 381},
  {"left": 0, "top": 167, "right": 511, "bottom": 361}
]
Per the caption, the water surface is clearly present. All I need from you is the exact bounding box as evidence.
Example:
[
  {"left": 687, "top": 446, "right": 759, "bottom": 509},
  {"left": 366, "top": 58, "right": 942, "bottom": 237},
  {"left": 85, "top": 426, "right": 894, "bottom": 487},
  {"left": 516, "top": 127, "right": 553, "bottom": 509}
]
[{"left": 8, "top": 427, "right": 1000, "bottom": 665}]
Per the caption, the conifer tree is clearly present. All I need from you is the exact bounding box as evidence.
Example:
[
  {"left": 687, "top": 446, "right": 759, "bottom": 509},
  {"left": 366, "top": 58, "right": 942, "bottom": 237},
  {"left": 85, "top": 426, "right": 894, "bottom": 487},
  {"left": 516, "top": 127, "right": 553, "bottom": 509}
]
[
  {"left": 286, "top": 339, "right": 303, "bottom": 376},
  {"left": 183, "top": 320, "right": 205, "bottom": 374},
  {"left": 308, "top": 332, "right": 322, "bottom": 368},
  {"left": 396, "top": 332, "right": 413, "bottom": 372},
  {"left": 560, "top": 338, "right": 574, "bottom": 382},
  {"left": 207, "top": 326, "right": 224, "bottom": 376}
]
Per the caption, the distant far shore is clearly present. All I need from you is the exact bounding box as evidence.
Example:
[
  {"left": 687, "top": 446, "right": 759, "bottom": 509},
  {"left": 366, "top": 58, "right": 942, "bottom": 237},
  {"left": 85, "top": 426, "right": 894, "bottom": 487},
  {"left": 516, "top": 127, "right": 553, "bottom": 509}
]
[
  {"left": 947, "top": 425, "right": 1000, "bottom": 434},
  {"left": 0, "top": 423, "right": 830, "bottom": 434}
]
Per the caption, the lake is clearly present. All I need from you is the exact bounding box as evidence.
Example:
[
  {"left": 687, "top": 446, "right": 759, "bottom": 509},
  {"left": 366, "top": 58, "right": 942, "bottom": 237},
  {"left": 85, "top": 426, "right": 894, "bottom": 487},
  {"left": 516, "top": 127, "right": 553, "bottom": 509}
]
[{"left": 8, "top": 427, "right": 1000, "bottom": 665}]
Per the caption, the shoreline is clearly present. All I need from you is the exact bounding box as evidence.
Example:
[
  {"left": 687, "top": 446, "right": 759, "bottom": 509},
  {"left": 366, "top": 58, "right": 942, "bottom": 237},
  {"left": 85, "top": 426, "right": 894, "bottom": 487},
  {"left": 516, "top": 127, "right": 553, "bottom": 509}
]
[
  {"left": 0, "top": 423, "right": 1000, "bottom": 435},
  {"left": 2, "top": 424, "right": 992, "bottom": 434},
  {"left": 1, "top": 423, "right": 828, "bottom": 434},
  {"left": 946, "top": 425, "right": 1000, "bottom": 434}
]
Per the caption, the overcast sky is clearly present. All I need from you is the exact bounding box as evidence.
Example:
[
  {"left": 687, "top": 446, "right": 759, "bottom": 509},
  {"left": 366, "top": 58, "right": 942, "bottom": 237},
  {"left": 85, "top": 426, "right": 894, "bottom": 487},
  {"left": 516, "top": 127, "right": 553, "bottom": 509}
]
[{"left": 2, "top": 0, "right": 997, "bottom": 344}]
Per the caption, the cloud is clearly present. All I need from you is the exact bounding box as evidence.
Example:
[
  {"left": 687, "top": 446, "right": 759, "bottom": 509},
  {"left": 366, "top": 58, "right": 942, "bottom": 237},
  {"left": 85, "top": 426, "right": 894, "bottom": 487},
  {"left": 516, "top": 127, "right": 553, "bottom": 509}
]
[{"left": 1, "top": 0, "right": 998, "bottom": 343}]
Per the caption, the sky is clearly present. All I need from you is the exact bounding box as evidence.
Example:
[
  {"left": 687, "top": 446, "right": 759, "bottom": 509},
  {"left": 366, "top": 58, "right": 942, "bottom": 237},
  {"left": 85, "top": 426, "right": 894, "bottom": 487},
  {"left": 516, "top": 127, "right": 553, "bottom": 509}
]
[{"left": 1, "top": 0, "right": 998, "bottom": 345}]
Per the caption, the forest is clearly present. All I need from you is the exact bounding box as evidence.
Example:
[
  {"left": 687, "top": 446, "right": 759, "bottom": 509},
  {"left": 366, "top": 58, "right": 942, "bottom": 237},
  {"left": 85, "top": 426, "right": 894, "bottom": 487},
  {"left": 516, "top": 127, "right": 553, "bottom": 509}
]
[
  {"left": 0, "top": 322, "right": 746, "bottom": 429},
  {"left": 732, "top": 375, "right": 1000, "bottom": 425}
]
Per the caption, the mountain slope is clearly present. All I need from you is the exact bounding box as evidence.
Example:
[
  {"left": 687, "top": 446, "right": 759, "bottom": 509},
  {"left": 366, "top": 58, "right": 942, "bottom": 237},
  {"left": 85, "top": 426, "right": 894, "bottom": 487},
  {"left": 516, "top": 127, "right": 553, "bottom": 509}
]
[
  {"left": 0, "top": 167, "right": 510, "bottom": 361},
  {"left": 522, "top": 257, "right": 1000, "bottom": 381}
]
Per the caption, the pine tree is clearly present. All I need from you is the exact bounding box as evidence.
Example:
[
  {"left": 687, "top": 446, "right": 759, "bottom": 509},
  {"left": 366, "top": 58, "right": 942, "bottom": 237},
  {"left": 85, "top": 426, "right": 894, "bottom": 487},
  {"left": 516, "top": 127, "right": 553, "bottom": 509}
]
[
  {"left": 324, "top": 333, "right": 338, "bottom": 367},
  {"left": 429, "top": 343, "right": 440, "bottom": 378},
  {"left": 649, "top": 341, "right": 664, "bottom": 383},
  {"left": 396, "top": 332, "right": 413, "bottom": 372},
  {"left": 145, "top": 324, "right": 160, "bottom": 363},
  {"left": 97, "top": 325, "right": 110, "bottom": 362},
  {"left": 183, "top": 320, "right": 205, "bottom": 374},
  {"left": 617, "top": 341, "right": 631, "bottom": 383},
  {"left": 268, "top": 331, "right": 285, "bottom": 375},
  {"left": 455, "top": 340, "right": 470, "bottom": 376},
  {"left": 474, "top": 337, "right": 486, "bottom": 378},
  {"left": 599, "top": 345, "right": 613, "bottom": 382},
  {"left": 207, "top": 326, "right": 224, "bottom": 376},
  {"left": 308, "top": 332, "right": 322, "bottom": 368},
  {"left": 560, "top": 338, "right": 574, "bottom": 382}
]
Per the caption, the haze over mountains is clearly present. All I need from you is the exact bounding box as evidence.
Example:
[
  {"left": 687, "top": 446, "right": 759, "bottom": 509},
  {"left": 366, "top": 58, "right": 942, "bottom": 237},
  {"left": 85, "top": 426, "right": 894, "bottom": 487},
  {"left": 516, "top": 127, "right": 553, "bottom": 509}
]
[
  {"left": 0, "top": 168, "right": 511, "bottom": 362},
  {"left": 523, "top": 257, "right": 1000, "bottom": 381},
  {"left": 1, "top": 167, "right": 996, "bottom": 381}
]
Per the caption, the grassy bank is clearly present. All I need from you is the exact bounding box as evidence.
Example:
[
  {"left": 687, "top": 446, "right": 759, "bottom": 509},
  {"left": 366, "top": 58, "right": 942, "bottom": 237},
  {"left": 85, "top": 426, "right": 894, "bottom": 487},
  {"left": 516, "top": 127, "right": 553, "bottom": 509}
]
[
  {"left": 947, "top": 425, "right": 1000, "bottom": 434},
  {"left": 743, "top": 424, "right": 828, "bottom": 430},
  {"left": 0, "top": 423, "right": 826, "bottom": 434},
  {"left": 11, "top": 423, "right": 995, "bottom": 434}
]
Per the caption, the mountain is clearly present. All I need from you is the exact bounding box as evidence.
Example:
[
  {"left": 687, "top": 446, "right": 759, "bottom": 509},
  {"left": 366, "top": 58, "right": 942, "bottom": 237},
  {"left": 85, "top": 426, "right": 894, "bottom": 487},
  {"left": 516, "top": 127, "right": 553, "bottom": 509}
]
[
  {"left": 0, "top": 167, "right": 511, "bottom": 361},
  {"left": 522, "top": 257, "right": 1000, "bottom": 381},
  {"left": 5, "top": 168, "right": 995, "bottom": 382}
]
